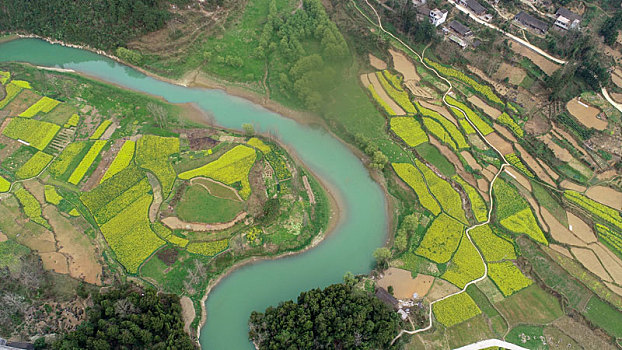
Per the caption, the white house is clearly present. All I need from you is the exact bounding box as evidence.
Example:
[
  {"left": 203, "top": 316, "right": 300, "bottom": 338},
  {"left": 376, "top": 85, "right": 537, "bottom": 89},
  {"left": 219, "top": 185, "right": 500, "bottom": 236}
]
[
  {"left": 430, "top": 8, "right": 448, "bottom": 27},
  {"left": 554, "top": 7, "right": 581, "bottom": 30}
]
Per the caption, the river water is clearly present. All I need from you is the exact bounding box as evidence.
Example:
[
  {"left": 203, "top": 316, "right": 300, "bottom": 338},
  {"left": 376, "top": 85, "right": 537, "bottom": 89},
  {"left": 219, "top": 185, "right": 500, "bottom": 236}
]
[{"left": 0, "top": 38, "right": 388, "bottom": 349}]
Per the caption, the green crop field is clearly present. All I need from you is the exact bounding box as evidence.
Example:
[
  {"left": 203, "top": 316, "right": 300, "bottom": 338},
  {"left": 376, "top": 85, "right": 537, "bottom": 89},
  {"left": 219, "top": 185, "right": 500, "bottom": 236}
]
[{"left": 176, "top": 185, "right": 244, "bottom": 224}]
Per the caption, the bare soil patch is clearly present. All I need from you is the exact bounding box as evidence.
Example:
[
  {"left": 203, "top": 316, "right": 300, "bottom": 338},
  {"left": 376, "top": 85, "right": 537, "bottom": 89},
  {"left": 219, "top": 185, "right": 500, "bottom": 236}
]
[
  {"left": 560, "top": 180, "right": 586, "bottom": 192},
  {"left": 419, "top": 100, "right": 458, "bottom": 125},
  {"left": 4, "top": 89, "right": 41, "bottom": 116},
  {"left": 461, "top": 151, "right": 482, "bottom": 171},
  {"left": 466, "top": 65, "right": 508, "bottom": 96},
  {"left": 549, "top": 244, "right": 572, "bottom": 258},
  {"left": 369, "top": 53, "right": 387, "bottom": 70},
  {"left": 585, "top": 186, "right": 622, "bottom": 211},
  {"left": 570, "top": 247, "right": 611, "bottom": 282},
  {"left": 541, "top": 208, "right": 584, "bottom": 246},
  {"left": 509, "top": 42, "right": 560, "bottom": 75},
  {"left": 22, "top": 179, "right": 45, "bottom": 204},
  {"left": 589, "top": 243, "right": 622, "bottom": 284},
  {"left": 552, "top": 126, "right": 588, "bottom": 157},
  {"left": 44, "top": 206, "right": 102, "bottom": 285},
  {"left": 389, "top": 49, "right": 418, "bottom": 82},
  {"left": 367, "top": 73, "right": 405, "bottom": 115},
  {"left": 180, "top": 296, "right": 195, "bottom": 335},
  {"left": 404, "top": 82, "right": 435, "bottom": 99},
  {"left": 605, "top": 282, "right": 622, "bottom": 297},
  {"left": 494, "top": 123, "right": 518, "bottom": 143},
  {"left": 360, "top": 73, "right": 371, "bottom": 87},
  {"left": 523, "top": 112, "right": 550, "bottom": 135},
  {"left": 426, "top": 278, "right": 460, "bottom": 301},
  {"left": 482, "top": 164, "right": 498, "bottom": 181},
  {"left": 526, "top": 195, "right": 548, "bottom": 233},
  {"left": 493, "top": 62, "right": 527, "bottom": 86},
  {"left": 0, "top": 232, "right": 7, "bottom": 242},
  {"left": 597, "top": 169, "right": 616, "bottom": 180},
  {"left": 39, "top": 252, "right": 69, "bottom": 274},
  {"left": 539, "top": 134, "right": 573, "bottom": 162},
  {"left": 566, "top": 97, "right": 607, "bottom": 131},
  {"left": 147, "top": 173, "right": 163, "bottom": 222},
  {"left": 536, "top": 158, "right": 559, "bottom": 180},
  {"left": 83, "top": 139, "right": 124, "bottom": 191},
  {"left": 477, "top": 178, "right": 489, "bottom": 199},
  {"left": 162, "top": 212, "right": 247, "bottom": 231},
  {"left": 485, "top": 132, "right": 514, "bottom": 154},
  {"left": 567, "top": 212, "right": 596, "bottom": 243},
  {"left": 377, "top": 268, "right": 434, "bottom": 299},
  {"left": 553, "top": 316, "right": 616, "bottom": 350},
  {"left": 468, "top": 95, "right": 502, "bottom": 119},
  {"left": 515, "top": 144, "right": 555, "bottom": 186},
  {"left": 611, "top": 70, "right": 622, "bottom": 89},
  {"left": 612, "top": 92, "right": 622, "bottom": 103}
]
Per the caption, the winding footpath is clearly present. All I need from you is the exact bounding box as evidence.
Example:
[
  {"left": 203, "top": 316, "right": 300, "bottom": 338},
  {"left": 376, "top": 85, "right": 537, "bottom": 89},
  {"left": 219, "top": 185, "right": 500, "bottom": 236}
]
[{"left": 353, "top": 1, "right": 526, "bottom": 348}]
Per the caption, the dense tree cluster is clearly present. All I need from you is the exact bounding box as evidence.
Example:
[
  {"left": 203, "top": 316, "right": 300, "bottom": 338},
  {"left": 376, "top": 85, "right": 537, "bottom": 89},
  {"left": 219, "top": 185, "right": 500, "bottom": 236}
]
[
  {"left": 0, "top": 0, "right": 170, "bottom": 50},
  {"left": 599, "top": 12, "right": 622, "bottom": 46},
  {"left": 384, "top": 0, "right": 439, "bottom": 45},
  {"left": 52, "top": 285, "right": 195, "bottom": 350},
  {"left": 249, "top": 283, "right": 401, "bottom": 349}
]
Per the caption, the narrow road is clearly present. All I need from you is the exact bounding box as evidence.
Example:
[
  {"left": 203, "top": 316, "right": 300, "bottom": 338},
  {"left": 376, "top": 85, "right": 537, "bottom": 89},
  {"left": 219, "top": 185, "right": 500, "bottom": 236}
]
[
  {"left": 353, "top": 0, "right": 519, "bottom": 345},
  {"left": 446, "top": 0, "right": 567, "bottom": 65},
  {"left": 602, "top": 87, "right": 622, "bottom": 113},
  {"left": 454, "top": 339, "right": 530, "bottom": 350}
]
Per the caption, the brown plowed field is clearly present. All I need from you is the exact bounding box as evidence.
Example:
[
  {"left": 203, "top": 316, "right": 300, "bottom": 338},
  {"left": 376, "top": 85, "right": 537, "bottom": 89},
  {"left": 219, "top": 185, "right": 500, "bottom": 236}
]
[
  {"left": 377, "top": 267, "right": 434, "bottom": 299},
  {"left": 367, "top": 73, "right": 405, "bottom": 115},
  {"left": 566, "top": 97, "right": 607, "bottom": 131},
  {"left": 369, "top": 53, "right": 387, "bottom": 70},
  {"left": 570, "top": 247, "right": 611, "bottom": 282},
  {"left": 585, "top": 186, "right": 622, "bottom": 210}
]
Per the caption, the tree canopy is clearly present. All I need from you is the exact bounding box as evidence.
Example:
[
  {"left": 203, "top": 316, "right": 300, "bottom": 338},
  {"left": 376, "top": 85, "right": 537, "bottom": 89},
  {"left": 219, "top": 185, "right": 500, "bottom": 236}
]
[
  {"left": 52, "top": 285, "right": 195, "bottom": 350},
  {"left": 0, "top": 0, "right": 170, "bottom": 50},
  {"left": 248, "top": 283, "right": 402, "bottom": 349}
]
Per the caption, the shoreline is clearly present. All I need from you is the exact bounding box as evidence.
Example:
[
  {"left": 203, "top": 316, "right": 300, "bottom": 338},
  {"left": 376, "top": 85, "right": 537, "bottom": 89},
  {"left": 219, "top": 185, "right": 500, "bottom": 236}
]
[{"left": 1, "top": 34, "right": 395, "bottom": 345}]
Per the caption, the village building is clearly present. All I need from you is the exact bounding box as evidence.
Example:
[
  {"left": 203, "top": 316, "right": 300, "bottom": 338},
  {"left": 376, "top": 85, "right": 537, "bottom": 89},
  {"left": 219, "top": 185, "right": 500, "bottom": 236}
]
[
  {"left": 514, "top": 11, "right": 549, "bottom": 35},
  {"left": 554, "top": 7, "right": 581, "bottom": 30},
  {"left": 459, "top": 0, "right": 486, "bottom": 16},
  {"left": 429, "top": 8, "right": 448, "bottom": 27},
  {"left": 448, "top": 20, "right": 473, "bottom": 37}
]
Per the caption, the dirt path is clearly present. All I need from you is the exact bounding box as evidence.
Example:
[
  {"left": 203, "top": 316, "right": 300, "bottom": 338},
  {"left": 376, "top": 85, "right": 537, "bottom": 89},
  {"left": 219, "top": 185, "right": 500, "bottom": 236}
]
[
  {"left": 355, "top": 2, "right": 514, "bottom": 343},
  {"left": 302, "top": 175, "right": 315, "bottom": 204},
  {"left": 147, "top": 173, "right": 163, "bottom": 222},
  {"left": 190, "top": 177, "right": 243, "bottom": 201},
  {"left": 161, "top": 212, "right": 247, "bottom": 232}
]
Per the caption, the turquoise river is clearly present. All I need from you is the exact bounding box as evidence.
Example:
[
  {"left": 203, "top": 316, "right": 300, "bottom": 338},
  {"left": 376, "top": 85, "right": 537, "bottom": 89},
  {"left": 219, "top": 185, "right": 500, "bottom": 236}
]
[{"left": 0, "top": 38, "right": 389, "bottom": 349}]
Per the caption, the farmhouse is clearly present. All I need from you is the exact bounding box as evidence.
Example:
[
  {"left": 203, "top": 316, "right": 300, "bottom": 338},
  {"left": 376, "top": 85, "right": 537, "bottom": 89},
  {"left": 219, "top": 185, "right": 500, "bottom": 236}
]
[
  {"left": 429, "top": 8, "right": 448, "bottom": 27},
  {"left": 448, "top": 20, "right": 472, "bottom": 37},
  {"left": 459, "top": 0, "right": 486, "bottom": 16},
  {"left": 554, "top": 7, "right": 581, "bottom": 30},
  {"left": 514, "top": 11, "right": 548, "bottom": 35}
]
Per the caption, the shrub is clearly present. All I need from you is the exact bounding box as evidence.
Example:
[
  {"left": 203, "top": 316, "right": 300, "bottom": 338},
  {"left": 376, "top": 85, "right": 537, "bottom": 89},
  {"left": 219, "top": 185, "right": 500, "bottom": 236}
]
[
  {"left": 44, "top": 185, "right": 63, "bottom": 205},
  {"left": 15, "top": 151, "right": 53, "bottom": 179},
  {"left": 0, "top": 71, "right": 9, "bottom": 85},
  {"left": 415, "top": 213, "right": 464, "bottom": 263},
  {"left": 89, "top": 120, "right": 112, "bottom": 139},
  {"left": 433, "top": 292, "right": 481, "bottom": 327},
  {"left": 445, "top": 95, "right": 494, "bottom": 135},
  {"left": 2, "top": 118, "right": 60, "bottom": 150},
  {"left": 453, "top": 176, "right": 487, "bottom": 222},
  {"left": 100, "top": 140, "right": 135, "bottom": 183},
  {"left": 135, "top": 135, "right": 180, "bottom": 194},
  {"left": 68, "top": 140, "right": 107, "bottom": 185},
  {"left": 488, "top": 261, "right": 533, "bottom": 296},
  {"left": 116, "top": 47, "right": 143, "bottom": 65},
  {"left": 179, "top": 145, "right": 256, "bottom": 200},
  {"left": 264, "top": 148, "right": 291, "bottom": 180},
  {"left": 390, "top": 117, "right": 428, "bottom": 147},
  {"left": 497, "top": 113, "right": 524, "bottom": 137},
  {"left": 19, "top": 96, "right": 60, "bottom": 118},
  {"left": 470, "top": 224, "right": 516, "bottom": 262},
  {"left": 441, "top": 234, "right": 485, "bottom": 288},
  {"left": 187, "top": 239, "right": 229, "bottom": 256},
  {"left": 392, "top": 163, "right": 441, "bottom": 215}
]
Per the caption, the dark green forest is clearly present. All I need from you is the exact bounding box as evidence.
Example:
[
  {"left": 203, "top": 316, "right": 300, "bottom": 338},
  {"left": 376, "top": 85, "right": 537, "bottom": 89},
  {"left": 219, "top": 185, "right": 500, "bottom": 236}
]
[
  {"left": 248, "top": 283, "right": 402, "bottom": 349},
  {"left": 52, "top": 286, "right": 195, "bottom": 350},
  {"left": 0, "top": 0, "right": 170, "bottom": 50}
]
